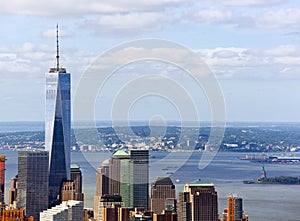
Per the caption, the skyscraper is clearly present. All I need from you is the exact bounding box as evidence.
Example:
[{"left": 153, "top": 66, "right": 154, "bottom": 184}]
[
  {"left": 17, "top": 150, "right": 49, "bottom": 221},
  {"left": 151, "top": 177, "right": 176, "bottom": 214},
  {"left": 96, "top": 159, "right": 110, "bottom": 197},
  {"left": 130, "top": 150, "right": 149, "bottom": 210},
  {"left": 181, "top": 183, "right": 218, "bottom": 221},
  {"left": 222, "top": 195, "right": 248, "bottom": 221},
  {"left": 0, "top": 155, "right": 5, "bottom": 203},
  {"left": 177, "top": 192, "right": 191, "bottom": 221},
  {"left": 109, "top": 150, "right": 130, "bottom": 195},
  {"left": 70, "top": 164, "right": 84, "bottom": 201},
  {"left": 94, "top": 149, "right": 149, "bottom": 218},
  {"left": 9, "top": 175, "right": 18, "bottom": 207},
  {"left": 94, "top": 160, "right": 110, "bottom": 220},
  {"left": 119, "top": 155, "right": 132, "bottom": 208},
  {"left": 46, "top": 25, "right": 71, "bottom": 207}
]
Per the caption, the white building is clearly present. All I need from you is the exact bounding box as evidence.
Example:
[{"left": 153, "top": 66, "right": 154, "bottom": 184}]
[{"left": 40, "top": 200, "right": 83, "bottom": 221}]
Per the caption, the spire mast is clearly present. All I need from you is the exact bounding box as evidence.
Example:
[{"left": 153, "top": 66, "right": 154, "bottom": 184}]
[{"left": 56, "top": 24, "right": 60, "bottom": 71}]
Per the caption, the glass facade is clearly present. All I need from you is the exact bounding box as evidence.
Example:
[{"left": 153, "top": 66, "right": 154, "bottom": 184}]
[
  {"left": 130, "top": 150, "right": 149, "bottom": 210},
  {"left": 17, "top": 151, "right": 49, "bottom": 221},
  {"left": 0, "top": 155, "right": 5, "bottom": 203},
  {"left": 46, "top": 69, "right": 71, "bottom": 206},
  {"left": 120, "top": 158, "right": 133, "bottom": 208}
]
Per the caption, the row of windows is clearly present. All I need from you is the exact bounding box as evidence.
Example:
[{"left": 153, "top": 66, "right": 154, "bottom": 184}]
[{"left": 46, "top": 90, "right": 70, "bottom": 100}]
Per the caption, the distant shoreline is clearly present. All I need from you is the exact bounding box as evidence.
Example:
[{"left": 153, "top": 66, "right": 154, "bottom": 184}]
[{"left": 244, "top": 176, "right": 300, "bottom": 185}]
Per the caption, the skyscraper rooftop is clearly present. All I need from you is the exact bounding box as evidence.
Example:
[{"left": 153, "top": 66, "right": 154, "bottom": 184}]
[
  {"left": 153, "top": 177, "right": 174, "bottom": 186},
  {"left": 113, "top": 149, "right": 129, "bottom": 157}
]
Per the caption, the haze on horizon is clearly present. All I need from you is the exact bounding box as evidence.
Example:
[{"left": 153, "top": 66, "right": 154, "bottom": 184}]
[{"left": 0, "top": 0, "right": 300, "bottom": 123}]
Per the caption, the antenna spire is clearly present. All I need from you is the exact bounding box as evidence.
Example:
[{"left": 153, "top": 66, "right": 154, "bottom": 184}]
[{"left": 56, "top": 24, "right": 60, "bottom": 71}]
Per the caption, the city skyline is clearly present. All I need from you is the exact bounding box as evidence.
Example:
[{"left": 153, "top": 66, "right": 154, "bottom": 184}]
[
  {"left": 0, "top": 1, "right": 300, "bottom": 218},
  {"left": 0, "top": 0, "right": 299, "bottom": 122}
]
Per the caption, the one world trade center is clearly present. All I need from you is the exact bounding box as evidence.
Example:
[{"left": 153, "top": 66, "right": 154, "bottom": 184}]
[{"left": 45, "top": 25, "right": 71, "bottom": 207}]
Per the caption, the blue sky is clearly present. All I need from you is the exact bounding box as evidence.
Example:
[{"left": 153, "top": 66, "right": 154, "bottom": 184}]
[{"left": 0, "top": 0, "right": 300, "bottom": 122}]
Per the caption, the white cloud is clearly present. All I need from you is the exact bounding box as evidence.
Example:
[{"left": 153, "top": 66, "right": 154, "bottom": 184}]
[
  {"left": 184, "top": 3, "right": 300, "bottom": 31},
  {"left": 0, "top": 42, "right": 94, "bottom": 82},
  {"left": 256, "top": 8, "right": 300, "bottom": 29},
  {"left": 212, "top": 50, "right": 238, "bottom": 58},
  {"left": 21, "top": 42, "right": 35, "bottom": 52},
  {"left": 220, "top": 0, "right": 284, "bottom": 6},
  {"left": 263, "top": 45, "right": 300, "bottom": 57},
  {"left": 86, "top": 12, "right": 174, "bottom": 36},
  {"left": 41, "top": 29, "right": 72, "bottom": 38},
  {"left": 0, "top": 1, "right": 125, "bottom": 15},
  {"left": 1, "top": 41, "right": 300, "bottom": 85},
  {"left": 0, "top": 0, "right": 188, "bottom": 16},
  {"left": 188, "top": 8, "right": 232, "bottom": 24},
  {"left": 197, "top": 45, "right": 300, "bottom": 79}
]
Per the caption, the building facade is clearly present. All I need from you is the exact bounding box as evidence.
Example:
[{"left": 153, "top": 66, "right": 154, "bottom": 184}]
[
  {"left": 95, "top": 160, "right": 110, "bottom": 197},
  {"left": 61, "top": 181, "right": 76, "bottom": 202},
  {"left": 0, "top": 156, "right": 5, "bottom": 204},
  {"left": 0, "top": 208, "right": 34, "bottom": 221},
  {"left": 109, "top": 150, "right": 130, "bottom": 196},
  {"left": 94, "top": 160, "right": 110, "bottom": 220},
  {"left": 177, "top": 192, "right": 191, "bottom": 221},
  {"left": 94, "top": 149, "right": 149, "bottom": 219},
  {"left": 70, "top": 164, "right": 84, "bottom": 201},
  {"left": 222, "top": 195, "right": 249, "bottom": 221},
  {"left": 95, "top": 195, "right": 124, "bottom": 221},
  {"left": 181, "top": 183, "right": 218, "bottom": 221},
  {"left": 46, "top": 27, "right": 71, "bottom": 207},
  {"left": 17, "top": 151, "right": 49, "bottom": 221},
  {"left": 40, "top": 200, "right": 83, "bottom": 221},
  {"left": 151, "top": 177, "right": 176, "bottom": 214},
  {"left": 130, "top": 150, "right": 149, "bottom": 210},
  {"left": 9, "top": 175, "right": 18, "bottom": 207}
]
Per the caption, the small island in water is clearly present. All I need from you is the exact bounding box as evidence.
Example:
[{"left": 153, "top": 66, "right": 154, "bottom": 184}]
[{"left": 243, "top": 165, "right": 300, "bottom": 185}]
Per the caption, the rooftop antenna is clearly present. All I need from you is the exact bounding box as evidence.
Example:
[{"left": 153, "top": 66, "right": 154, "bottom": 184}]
[{"left": 56, "top": 24, "right": 60, "bottom": 71}]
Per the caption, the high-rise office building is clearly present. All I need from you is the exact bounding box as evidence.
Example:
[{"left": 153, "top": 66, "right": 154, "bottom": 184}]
[
  {"left": 151, "top": 177, "right": 176, "bottom": 214},
  {"left": 181, "top": 183, "right": 218, "bottom": 221},
  {"left": 119, "top": 156, "right": 132, "bottom": 208},
  {"left": 108, "top": 150, "right": 134, "bottom": 208},
  {"left": 130, "top": 150, "right": 149, "bottom": 210},
  {"left": 94, "top": 149, "right": 149, "bottom": 218},
  {"left": 0, "top": 155, "right": 5, "bottom": 203},
  {"left": 9, "top": 175, "right": 18, "bottom": 207},
  {"left": 95, "top": 160, "right": 110, "bottom": 197},
  {"left": 177, "top": 192, "right": 191, "bottom": 221},
  {"left": 70, "top": 164, "right": 84, "bottom": 201},
  {"left": 95, "top": 195, "right": 124, "bottom": 221},
  {"left": 222, "top": 195, "right": 248, "bottom": 221},
  {"left": 109, "top": 150, "right": 130, "bottom": 196},
  {"left": 94, "top": 160, "right": 110, "bottom": 220},
  {"left": 17, "top": 150, "right": 49, "bottom": 221},
  {"left": 46, "top": 25, "right": 71, "bottom": 207}
]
